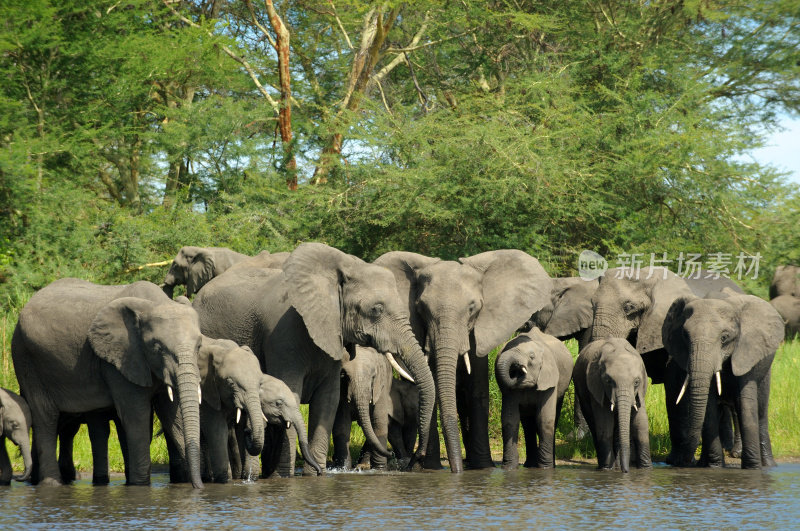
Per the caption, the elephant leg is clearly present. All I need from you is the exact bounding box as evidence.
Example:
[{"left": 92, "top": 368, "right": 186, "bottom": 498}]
[
  {"left": 0, "top": 436, "right": 12, "bottom": 485},
  {"left": 594, "top": 409, "right": 615, "bottom": 470},
  {"left": 534, "top": 391, "right": 557, "bottom": 469},
  {"left": 500, "top": 395, "right": 521, "bottom": 470},
  {"left": 455, "top": 367, "right": 471, "bottom": 459},
  {"left": 57, "top": 415, "right": 80, "bottom": 484},
  {"left": 108, "top": 383, "right": 153, "bottom": 485},
  {"left": 632, "top": 407, "right": 652, "bottom": 468},
  {"left": 737, "top": 378, "right": 762, "bottom": 469},
  {"left": 201, "top": 408, "right": 230, "bottom": 483},
  {"left": 86, "top": 412, "right": 111, "bottom": 485},
  {"left": 664, "top": 364, "right": 689, "bottom": 465},
  {"left": 32, "top": 408, "right": 62, "bottom": 486},
  {"left": 388, "top": 420, "right": 407, "bottom": 461},
  {"left": 261, "top": 423, "right": 288, "bottom": 478},
  {"left": 228, "top": 426, "right": 243, "bottom": 480},
  {"left": 698, "top": 394, "right": 724, "bottom": 467},
  {"left": 306, "top": 379, "right": 340, "bottom": 476},
  {"left": 153, "top": 394, "right": 188, "bottom": 483},
  {"left": 464, "top": 352, "right": 493, "bottom": 469},
  {"left": 758, "top": 370, "right": 776, "bottom": 467},
  {"left": 573, "top": 394, "right": 589, "bottom": 439},
  {"left": 331, "top": 396, "right": 353, "bottom": 470},
  {"left": 719, "top": 404, "right": 734, "bottom": 452},
  {"left": 520, "top": 412, "right": 538, "bottom": 468},
  {"left": 114, "top": 416, "right": 131, "bottom": 484},
  {"left": 423, "top": 405, "right": 443, "bottom": 469},
  {"left": 370, "top": 399, "right": 390, "bottom": 471}
]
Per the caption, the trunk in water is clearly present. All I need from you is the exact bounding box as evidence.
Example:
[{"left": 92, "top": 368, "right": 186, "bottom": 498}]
[
  {"left": 289, "top": 407, "right": 322, "bottom": 475},
  {"left": 12, "top": 437, "right": 32, "bottom": 482},
  {"left": 177, "top": 356, "right": 204, "bottom": 489},
  {"left": 393, "top": 323, "right": 436, "bottom": 466},
  {"left": 436, "top": 346, "right": 463, "bottom": 473},
  {"left": 244, "top": 394, "right": 265, "bottom": 456},
  {"left": 616, "top": 394, "right": 632, "bottom": 473},
  {"left": 355, "top": 388, "right": 391, "bottom": 458}
]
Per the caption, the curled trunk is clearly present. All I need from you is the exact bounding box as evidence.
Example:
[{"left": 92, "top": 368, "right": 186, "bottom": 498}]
[
  {"left": 244, "top": 394, "right": 265, "bottom": 456},
  {"left": 12, "top": 436, "right": 33, "bottom": 482},
  {"left": 495, "top": 354, "right": 518, "bottom": 389},
  {"left": 177, "top": 356, "right": 203, "bottom": 489},
  {"left": 289, "top": 407, "right": 322, "bottom": 475}
]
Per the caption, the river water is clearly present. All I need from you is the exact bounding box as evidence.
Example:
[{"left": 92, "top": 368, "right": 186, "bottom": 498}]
[{"left": 3, "top": 464, "right": 800, "bottom": 529}]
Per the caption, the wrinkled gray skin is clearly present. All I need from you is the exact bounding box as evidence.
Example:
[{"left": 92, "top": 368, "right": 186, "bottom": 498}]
[
  {"left": 525, "top": 277, "right": 598, "bottom": 438},
  {"left": 12, "top": 279, "right": 205, "bottom": 487},
  {"left": 0, "top": 387, "right": 33, "bottom": 484},
  {"left": 590, "top": 267, "right": 742, "bottom": 464},
  {"left": 663, "top": 290, "right": 784, "bottom": 469},
  {"left": 495, "top": 328, "right": 572, "bottom": 469},
  {"left": 194, "top": 243, "right": 435, "bottom": 475},
  {"left": 223, "top": 250, "right": 289, "bottom": 274},
  {"left": 771, "top": 295, "right": 800, "bottom": 340},
  {"left": 573, "top": 338, "right": 651, "bottom": 472},
  {"left": 770, "top": 265, "right": 800, "bottom": 299},
  {"left": 332, "top": 347, "right": 393, "bottom": 470},
  {"left": 388, "top": 377, "right": 420, "bottom": 464},
  {"left": 163, "top": 246, "right": 249, "bottom": 298},
  {"left": 375, "top": 250, "right": 551, "bottom": 473}
]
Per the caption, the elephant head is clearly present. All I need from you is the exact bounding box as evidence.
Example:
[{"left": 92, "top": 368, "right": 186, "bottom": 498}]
[
  {"left": 663, "top": 291, "right": 784, "bottom": 464},
  {"left": 529, "top": 277, "right": 598, "bottom": 340},
  {"left": 770, "top": 265, "right": 800, "bottom": 299},
  {"left": 341, "top": 347, "right": 394, "bottom": 458},
  {"left": 495, "top": 330, "right": 561, "bottom": 392},
  {"left": 163, "top": 246, "right": 247, "bottom": 298},
  {"left": 374, "top": 249, "right": 552, "bottom": 473},
  {"left": 0, "top": 388, "right": 33, "bottom": 483},
  {"left": 591, "top": 267, "right": 695, "bottom": 363},
  {"left": 88, "top": 297, "right": 205, "bottom": 488},
  {"left": 197, "top": 338, "right": 265, "bottom": 457},
  {"left": 282, "top": 243, "right": 435, "bottom": 465},
  {"left": 581, "top": 338, "right": 647, "bottom": 472},
  {"left": 259, "top": 374, "right": 322, "bottom": 475}
]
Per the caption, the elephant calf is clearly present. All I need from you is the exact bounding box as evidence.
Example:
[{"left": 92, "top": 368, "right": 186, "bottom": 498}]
[
  {"left": 388, "top": 377, "right": 419, "bottom": 466},
  {"left": 495, "top": 328, "right": 573, "bottom": 469},
  {"left": 573, "top": 338, "right": 651, "bottom": 472},
  {"left": 0, "top": 387, "right": 33, "bottom": 484}
]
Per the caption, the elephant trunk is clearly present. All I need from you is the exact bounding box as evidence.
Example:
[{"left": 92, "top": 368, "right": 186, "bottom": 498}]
[
  {"left": 685, "top": 355, "right": 715, "bottom": 463},
  {"left": 435, "top": 342, "right": 463, "bottom": 473},
  {"left": 354, "top": 386, "right": 392, "bottom": 458},
  {"left": 615, "top": 391, "right": 633, "bottom": 473},
  {"left": 244, "top": 393, "right": 265, "bottom": 457},
  {"left": 392, "top": 321, "right": 435, "bottom": 467},
  {"left": 288, "top": 406, "right": 322, "bottom": 475},
  {"left": 12, "top": 434, "right": 32, "bottom": 482},
  {"left": 591, "top": 311, "right": 627, "bottom": 342},
  {"left": 177, "top": 354, "right": 203, "bottom": 489},
  {"left": 495, "top": 352, "right": 523, "bottom": 389}
]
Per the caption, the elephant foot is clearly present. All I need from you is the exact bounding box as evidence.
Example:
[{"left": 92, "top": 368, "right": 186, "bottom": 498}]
[
  {"left": 728, "top": 446, "right": 742, "bottom": 459},
  {"left": 422, "top": 455, "right": 444, "bottom": 470},
  {"left": 762, "top": 456, "right": 777, "bottom": 468},
  {"left": 465, "top": 456, "right": 495, "bottom": 470},
  {"left": 40, "top": 476, "right": 64, "bottom": 487},
  {"left": 92, "top": 474, "right": 110, "bottom": 485}
]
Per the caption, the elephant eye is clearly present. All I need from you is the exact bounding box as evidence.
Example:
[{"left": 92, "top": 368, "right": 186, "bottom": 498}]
[
  {"left": 623, "top": 302, "right": 639, "bottom": 317},
  {"left": 468, "top": 301, "right": 477, "bottom": 315},
  {"left": 721, "top": 331, "right": 733, "bottom": 345},
  {"left": 369, "top": 303, "right": 385, "bottom": 318},
  {"left": 634, "top": 377, "right": 640, "bottom": 387}
]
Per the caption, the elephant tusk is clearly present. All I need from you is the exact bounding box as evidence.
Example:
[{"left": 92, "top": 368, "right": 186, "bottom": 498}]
[
  {"left": 676, "top": 374, "right": 689, "bottom": 405},
  {"left": 167, "top": 385, "right": 174, "bottom": 402},
  {"left": 236, "top": 408, "right": 242, "bottom": 424},
  {"left": 262, "top": 412, "right": 268, "bottom": 422},
  {"left": 463, "top": 353, "right": 471, "bottom": 375},
  {"left": 521, "top": 366, "right": 528, "bottom": 376},
  {"left": 716, "top": 372, "right": 722, "bottom": 396},
  {"left": 285, "top": 420, "right": 291, "bottom": 430},
  {"left": 633, "top": 402, "right": 638, "bottom": 412},
  {"left": 610, "top": 402, "right": 614, "bottom": 412},
  {"left": 198, "top": 385, "right": 202, "bottom": 404},
  {"left": 385, "top": 352, "right": 415, "bottom": 383}
]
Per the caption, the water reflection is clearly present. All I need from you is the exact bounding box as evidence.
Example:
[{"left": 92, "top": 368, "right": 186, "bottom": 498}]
[{"left": 2, "top": 465, "right": 798, "bottom": 529}]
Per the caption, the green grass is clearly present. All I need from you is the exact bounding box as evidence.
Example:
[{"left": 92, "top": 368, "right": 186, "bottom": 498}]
[{"left": 2, "top": 301, "right": 799, "bottom": 474}]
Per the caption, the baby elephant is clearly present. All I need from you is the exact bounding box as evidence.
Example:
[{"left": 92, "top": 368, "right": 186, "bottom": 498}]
[
  {"left": 573, "top": 338, "right": 651, "bottom": 472},
  {"left": 0, "top": 387, "right": 33, "bottom": 484},
  {"left": 495, "top": 328, "right": 573, "bottom": 469}
]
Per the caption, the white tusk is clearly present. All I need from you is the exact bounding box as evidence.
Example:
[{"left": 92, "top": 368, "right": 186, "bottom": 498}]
[
  {"left": 463, "top": 353, "right": 471, "bottom": 375},
  {"left": 610, "top": 402, "right": 614, "bottom": 412},
  {"left": 236, "top": 408, "right": 242, "bottom": 424},
  {"left": 676, "top": 374, "right": 689, "bottom": 405},
  {"left": 521, "top": 366, "right": 528, "bottom": 375},
  {"left": 285, "top": 420, "right": 291, "bottom": 429},
  {"left": 262, "top": 412, "right": 268, "bottom": 422},
  {"left": 167, "top": 386, "right": 174, "bottom": 402},
  {"left": 633, "top": 402, "right": 639, "bottom": 412},
  {"left": 198, "top": 385, "right": 202, "bottom": 404},
  {"left": 386, "top": 352, "right": 415, "bottom": 383},
  {"left": 716, "top": 371, "right": 722, "bottom": 396}
]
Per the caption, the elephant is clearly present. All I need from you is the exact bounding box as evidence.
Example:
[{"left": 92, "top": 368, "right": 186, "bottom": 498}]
[
  {"left": 12, "top": 278, "right": 205, "bottom": 488},
  {"left": 162, "top": 246, "right": 250, "bottom": 298},
  {"left": 0, "top": 387, "right": 33, "bottom": 484},
  {"left": 663, "top": 290, "right": 784, "bottom": 469},
  {"left": 224, "top": 250, "right": 290, "bottom": 274},
  {"left": 770, "top": 295, "right": 800, "bottom": 340},
  {"left": 495, "top": 327, "right": 573, "bottom": 469},
  {"left": 573, "top": 338, "right": 651, "bottom": 472},
  {"left": 55, "top": 410, "right": 122, "bottom": 485},
  {"left": 332, "top": 346, "right": 394, "bottom": 471},
  {"left": 388, "top": 376, "right": 420, "bottom": 465},
  {"left": 193, "top": 243, "right": 435, "bottom": 476},
  {"left": 374, "top": 250, "right": 552, "bottom": 473},
  {"left": 589, "top": 266, "right": 742, "bottom": 463},
  {"left": 525, "top": 277, "right": 599, "bottom": 438},
  {"left": 770, "top": 265, "right": 800, "bottom": 299}
]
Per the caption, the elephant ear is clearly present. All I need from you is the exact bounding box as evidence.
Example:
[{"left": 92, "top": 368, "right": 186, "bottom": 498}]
[
  {"left": 196, "top": 337, "right": 225, "bottom": 411},
  {"left": 536, "top": 348, "right": 559, "bottom": 391},
  {"left": 584, "top": 345, "right": 606, "bottom": 407},
  {"left": 662, "top": 296, "right": 693, "bottom": 372},
  {"left": 88, "top": 297, "right": 155, "bottom": 388},
  {"left": 460, "top": 250, "right": 553, "bottom": 357},
  {"left": 545, "top": 278, "right": 597, "bottom": 338},
  {"left": 283, "top": 243, "right": 358, "bottom": 361},
  {"left": 637, "top": 270, "right": 694, "bottom": 355},
  {"left": 187, "top": 249, "right": 215, "bottom": 297},
  {"left": 731, "top": 295, "right": 785, "bottom": 377},
  {"left": 373, "top": 251, "right": 441, "bottom": 347}
]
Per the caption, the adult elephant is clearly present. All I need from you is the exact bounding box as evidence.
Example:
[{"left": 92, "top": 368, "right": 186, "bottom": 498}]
[
  {"left": 663, "top": 290, "right": 784, "bottom": 468},
  {"left": 0, "top": 387, "right": 33, "bottom": 484},
  {"left": 224, "top": 250, "right": 290, "bottom": 274},
  {"left": 771, "top": 295, "right": 800, "bottom": 340},
  {"left": 12, "top": 279, "right": 204, "bottom": 488},
  {"left": 770, "top": 265, "right": 800, "bottom": 299},
  {"left": 162, "top": 246, "right": 250, "bottom": 298},
  {"left": 193, "top": 243, "right": 435, "bottom": 475},
  {"left": 374, "top": 250, "right": 552, "bottom": 473}
]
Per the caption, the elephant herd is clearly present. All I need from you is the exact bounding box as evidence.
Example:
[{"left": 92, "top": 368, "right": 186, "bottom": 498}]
[{"left": 0, "top": 244, "right": 793, "bottom": 488}]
